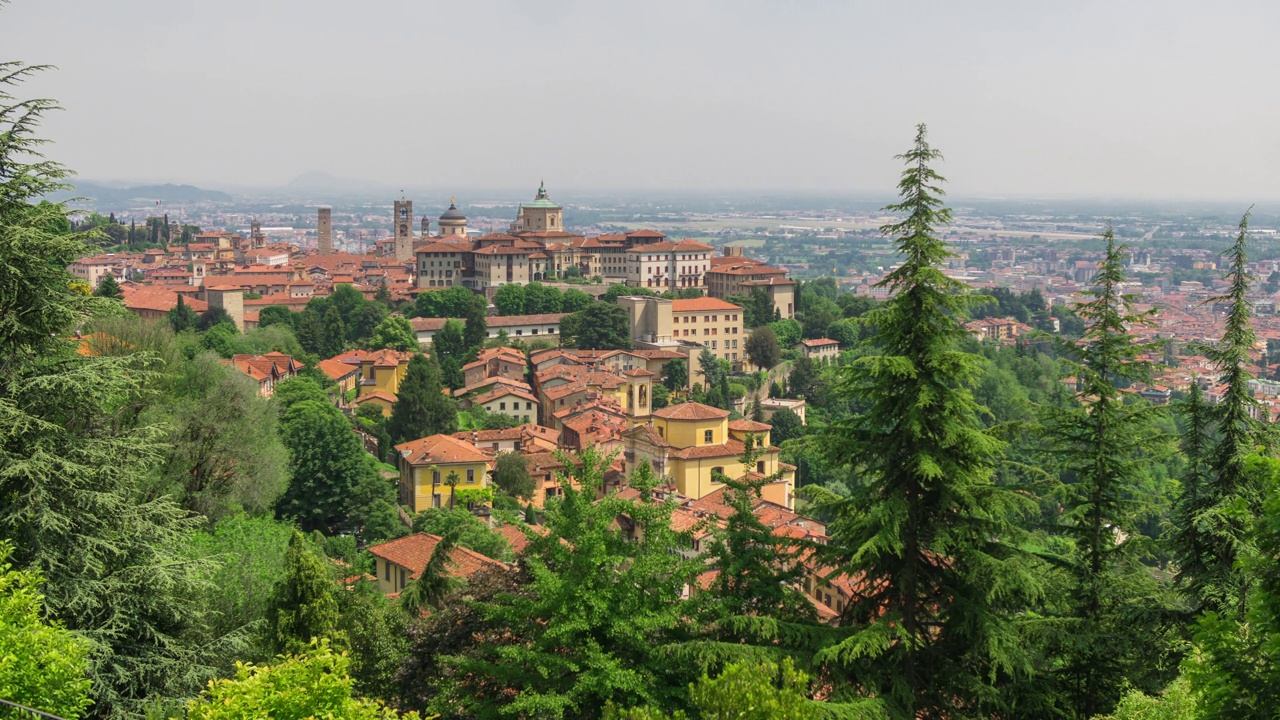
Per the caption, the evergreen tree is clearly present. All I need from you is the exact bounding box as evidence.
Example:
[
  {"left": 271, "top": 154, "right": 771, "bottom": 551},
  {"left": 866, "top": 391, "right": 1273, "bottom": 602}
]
[
  {"left": 321, "top": 306, "right": 346, "bottom": 358},
  {"left": 812, "top": 125, "right": 1039, "bottom": 716},
  {"left": 1172, "top": 380, "right": 1213, "bottom": 599},
  {"left": 463, "top": 296, "right": 488, "bottom": 351},
  {"left": 94, "top": 273, "right": 122, "bottom": 298},
  {"left": 1180, "top": 210, "right": 1272, "bottom": 616},
  {"left": 0, "top": 60, "right": 235, "bottom": 715},
  {"left": 168, "top": 293, "right": 198, "bottom": 332},
  {"left": 744, "top": 326, "right": 781, "bottom": 370},
  {"left": 294, "top": 308, "right": 327, "bottom": 357},
  {"left": 1187, "top": 455, "right": 1280, "bottom": 717},
  {"left": 388, "top": 354, "right": 457, "bottom": 444},
  {"left": 1041, "top": 226, "right": 1169, "bottom": 716},
  {"left": 432, "top": 320, "right": 468, "bottom": 389},
  {"left": 375, "top": 279, "right": 394, "bottom": 308},
  {"left": 263, "top": 531, "right": 345, "bottom": 656}
]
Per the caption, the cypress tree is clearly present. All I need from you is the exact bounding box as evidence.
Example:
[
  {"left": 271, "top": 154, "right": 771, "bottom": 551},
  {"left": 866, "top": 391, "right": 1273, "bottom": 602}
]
[
  {"left": 321, "top": 306, "right": 346, "bottom": 359},
  {"left": 1041, "top": 226, "right": 1169, "bottom": 715},
  {"left": 1179, "top": 210, "right": 1272, "bottom": 616},
  {"left": 463, "top": 296, "right": 488, "bottom": 352},
  {"left": 388, "top": 354, "right": 457, "bottom": 444},
  {"left": 813, "top": 125, "right": 1039, "bottom": 716},
  {"left": 167, "top": 293, "right": 198, "bottom": 333}
]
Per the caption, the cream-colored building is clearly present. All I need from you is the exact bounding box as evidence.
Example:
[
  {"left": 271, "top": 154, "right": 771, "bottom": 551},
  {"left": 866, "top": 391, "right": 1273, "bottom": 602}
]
[
  {"left": 618, "top": 296, "right": 744, "bottom": 370},
  {"left": 509, "top": 182, "right": 564, "bottom": 233},
  {"left": 415, "top": 240, "right": 470, "bottom": 289},
  {"left": 625, "top": 239, "right": 713, "bottom": 290}
]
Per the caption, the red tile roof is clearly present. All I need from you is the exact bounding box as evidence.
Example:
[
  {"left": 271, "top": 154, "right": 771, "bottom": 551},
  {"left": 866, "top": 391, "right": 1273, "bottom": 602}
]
[
  {"left": 653, "top": 402, "right": 730, "bottom": 421},
  {"left": 367, "top": 532, "right": 505, "bottom": 581},
  {"left": 670, "top": 297, "right": 743, "bottom": 313},
  {"left": 395, "top": 434, "right": 491, "bottom": 465}
]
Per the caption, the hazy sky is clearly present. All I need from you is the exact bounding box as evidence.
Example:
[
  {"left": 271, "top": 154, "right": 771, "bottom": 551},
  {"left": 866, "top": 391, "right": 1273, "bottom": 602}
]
[{"left": 3, "top": 0, "right": 1278, "bottom": 199}]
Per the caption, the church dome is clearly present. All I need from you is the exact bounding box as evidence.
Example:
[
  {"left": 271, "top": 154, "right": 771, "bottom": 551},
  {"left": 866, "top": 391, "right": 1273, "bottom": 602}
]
[{"left": 439, "top": 199, "right": 466, "bottom": 222}]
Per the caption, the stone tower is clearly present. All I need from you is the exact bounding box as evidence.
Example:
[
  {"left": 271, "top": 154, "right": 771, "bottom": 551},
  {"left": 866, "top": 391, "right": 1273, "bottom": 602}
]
[
  {"left": 393, "top": 198, "right": 413, "bottom": 261},
  {"left": 420, "top": 214, "right": 431, "bottom": 237},
  {"left": 250, "top": 220, "right": 264, "bottom": 248},
  {"left": 317, "top": 208, "right": 333, "bottom": 254}
]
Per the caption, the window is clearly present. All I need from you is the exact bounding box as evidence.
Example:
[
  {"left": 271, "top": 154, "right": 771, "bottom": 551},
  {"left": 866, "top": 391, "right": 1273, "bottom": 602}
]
[
  {"left": 711, "top": 466, "right": 724, "bottom": 479},
  {"left": 711, "top": 341, "right": 717, "bottom": 349},
  {"left": 526, "top": 402, "right": 533, "bottom": 410},
  {"left": 704, "top": 429, "right": 714, "bottom": 443},
  {"left": 383, "top": 560, "right": 390, "bottom": 581},
  {"left": 657, "top": 425, "right": 665, "bottom": 437},
  {"left": 399, "top": 567, "right": 406, "bottom": 590},
  {"left": 757, "top": 460, "right": 766, "bottom": 474},
  {"left": 466, "top": 468, "right": 475, "bottom": 484},
  {"left": 432, "top": 470, "right": 441, "bottom": 485}
]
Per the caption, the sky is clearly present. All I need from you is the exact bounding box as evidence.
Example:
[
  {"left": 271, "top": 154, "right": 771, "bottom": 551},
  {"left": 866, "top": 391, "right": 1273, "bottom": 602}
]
[{"left": 3, "top": 0, "right": 1279, "bottom": 200}]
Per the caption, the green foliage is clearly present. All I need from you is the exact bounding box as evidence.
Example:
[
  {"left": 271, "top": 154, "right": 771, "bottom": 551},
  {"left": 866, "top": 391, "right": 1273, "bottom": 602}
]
[
  {"left": 0, "top": 541, "right": 93, "bottom": 720},
  {"left": 1093, "top": 675, "right": 1198, "bottom": 720},
  {"left": 188, "top": 514, "right": 295, "bottom": 654},
  {"left": 494, "top": 450, "right": 536, "bottom": 501},
  {"left": 1185, "top": 455, "right": 1280, "bottom": 718},
  {"left": 768, "top": 408, "right": 803, "bottom": 443},
  {"left": 258, "top": 304, "right": 294, "bottom": 329},
  {"left": 370, "top": 315, "right": 419, "bottom": 351},
  {"left": 274, "top": 375, "right": 330, "bottom": 408},
  {"left": 411, "top": 285, "right": 476, "bottom": 319},
  {"left": 264, "top": 532, "right": 346, "bottom": 656},
  {"left": 463, "top": 295, "right": 488, "bottom": 352},
  {"left": 1178, "top": 210, "right": 1272, "bottom": 616},
  {"left": 1039, "top": 226, "right": 1174, "bottom": 715},
  {"left": 814, "top": 125, "right": 1039, "bottom": 716},
  {"left": 168, "top": 293, "right": 199, "bottom": 333},
  {"left": 400, "top": 449, "right": 700, "bottom": 719},
  {"left": 412, "top": 505, "right": 512, "bottom": 561},
  {"left": 744, "top": 326, "right": 781, "bottom": 370},
  {"left": 151, "top": 352, "right": 290, "bottom": 520},
  {"left": 651, "top": 383, "right": 670, "bottom": 410},
  {"left": 663, "top": 358, "right": 688, "bottom": 391},
  {"left": 388, "top": 354, "right": 458, "bottom": 444},
  {"left": 431, "top": 320, "right": 468, "bottom": 390},
  {"left": 197, "top": 305, "right": 233, "bottom": 332},
  {"left": 186, "top": 640, "right": 419, "bottom": 720},
  {"left": 604, "top": 283, "right": 652, "bottom": 302},
  {"left": 278, "top": 399, "right": 385, "bottom": 534},
  {"left": 493, "top": 283, "right": 528, "bottom": 315},
  {"left": 562, "top": 288, "right": 593, "bottom": 312},
  {"left": 562, "top": 301, "right": 631, "bottom": 350},
  {"left": 785, "top": 356, "right": 819, "bottom": 400},
  {"left": 768, "top": 318, "right": 802, "bottom": 348}
]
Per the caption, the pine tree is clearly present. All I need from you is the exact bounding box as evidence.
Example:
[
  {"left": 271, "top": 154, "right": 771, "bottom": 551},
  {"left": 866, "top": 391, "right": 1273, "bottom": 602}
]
[
  {"left": 812, "top": 125, "right": 1039, "bottom": 716},
  {"left": 93, "top": 273, "right": 122, "bottom": 299},
  {"left": 1181, "top": 210, "right": 1272, "bottom": 616},
  {"left": 1172, "top": 380, "right": 1213, "bottom": 596},
  {"left": 264, "top": 531, "right": 345, "bottom": 655},
  {"left": 388, "top": 354, "right": 457, "bottom": 444},
  {"left": 1041, "top": 226, "right": 1169, "bottom": 715}
]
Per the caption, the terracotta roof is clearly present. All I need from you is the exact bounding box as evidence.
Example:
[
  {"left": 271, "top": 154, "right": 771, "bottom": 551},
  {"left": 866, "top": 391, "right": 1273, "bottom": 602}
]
[
  {"left": 728, "top": 419, "right": 772, "bottom": 432},
  {"left": 367, "top": 532, "right": 505, "bottom": 581},
  {"left": 670, "top": 297, "right": 742, "bottom": 313},
  {"left": 317, "top": 357, "right": 360, "bottom": 381},
  {"left": 455, "top": 377, "right": 531, "bottom": 398},
  {"left": 669, "top": 439, "right": 747, "bottom": 460},
  {"left": 486, "top": 313, "right": 568, "bottom": 328},
  {"left": 653, "top": 402, "right": 730, "bottom": 421},
  {"left": 799, "top": 338, "right": 839, "bottom": 348},
  {"left": 622, "top": 367, "right": 654, "bottom": 377},
  {"left": 395, "top": 434, "right": 491, "bottom": 465}
]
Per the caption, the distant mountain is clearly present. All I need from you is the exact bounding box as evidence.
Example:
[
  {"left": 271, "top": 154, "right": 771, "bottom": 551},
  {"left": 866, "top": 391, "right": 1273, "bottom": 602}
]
[
  {"left": 283, "top": 171, "right": 399, "bottom": 198},
  {"left": 55, "top": 182, "right": 232, "bottom": 206}
]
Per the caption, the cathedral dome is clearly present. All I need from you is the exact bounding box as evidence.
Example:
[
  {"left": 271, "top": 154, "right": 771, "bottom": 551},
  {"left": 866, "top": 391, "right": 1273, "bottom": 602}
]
[{"left": 439, "top": 200, "right": 466, "bottom": 222}]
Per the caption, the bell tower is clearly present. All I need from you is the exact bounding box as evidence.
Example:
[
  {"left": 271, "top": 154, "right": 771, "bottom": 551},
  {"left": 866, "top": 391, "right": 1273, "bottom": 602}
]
[{"left": 393, "top": 198, "right": 413, "bottom": 261}]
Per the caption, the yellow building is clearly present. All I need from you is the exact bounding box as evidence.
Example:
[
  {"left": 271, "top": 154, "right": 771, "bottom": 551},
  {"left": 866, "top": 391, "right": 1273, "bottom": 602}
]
[
  {"left": 356, "top": 349, "right": 414, "bottom": 398},
  {"left": 621, "top": 402, "right": 794, "bottom": 508},
  {"left": 395, "top": 434, "right": 493, "bottom": 513},
  {"left": 618, "top": 296, "right": 744, "bottom": 373}
]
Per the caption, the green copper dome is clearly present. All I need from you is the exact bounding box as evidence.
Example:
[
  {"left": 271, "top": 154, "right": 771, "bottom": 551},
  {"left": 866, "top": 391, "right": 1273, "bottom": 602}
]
[{"left": 523, "top": 181, "right": 560, "bottom": 209}]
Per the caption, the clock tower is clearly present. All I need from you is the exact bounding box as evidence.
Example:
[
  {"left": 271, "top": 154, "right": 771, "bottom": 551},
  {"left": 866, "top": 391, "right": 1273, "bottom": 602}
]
[{"left": 393, "top": 198, "right": 413, "bottom": 261}]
